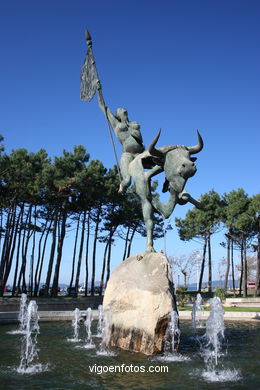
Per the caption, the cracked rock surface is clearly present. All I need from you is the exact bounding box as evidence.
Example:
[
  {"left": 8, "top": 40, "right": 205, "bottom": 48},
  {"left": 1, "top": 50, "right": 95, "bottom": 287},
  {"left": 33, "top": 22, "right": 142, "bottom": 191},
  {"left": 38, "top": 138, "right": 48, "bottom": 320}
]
[{"left": 103, "top": 252, "right": 177, "bottom": 355}]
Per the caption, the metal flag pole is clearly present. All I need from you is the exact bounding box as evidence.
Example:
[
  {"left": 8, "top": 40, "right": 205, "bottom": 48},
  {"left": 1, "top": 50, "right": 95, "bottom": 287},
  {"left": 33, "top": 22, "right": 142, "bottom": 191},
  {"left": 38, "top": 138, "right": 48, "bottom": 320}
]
[{"left": 81, "top": 29, "right": 122, "bottom": 182}]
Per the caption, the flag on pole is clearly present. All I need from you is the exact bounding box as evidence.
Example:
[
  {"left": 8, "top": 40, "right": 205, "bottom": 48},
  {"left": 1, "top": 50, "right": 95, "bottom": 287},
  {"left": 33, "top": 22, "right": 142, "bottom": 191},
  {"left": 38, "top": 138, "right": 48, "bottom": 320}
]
[{"left": 80, "top": 48, "right": 98, "bottom": 101}]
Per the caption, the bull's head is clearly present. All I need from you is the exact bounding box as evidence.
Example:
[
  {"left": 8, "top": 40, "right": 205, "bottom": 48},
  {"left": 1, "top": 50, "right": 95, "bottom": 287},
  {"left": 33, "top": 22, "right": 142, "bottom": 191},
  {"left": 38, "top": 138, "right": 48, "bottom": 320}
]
[{"left": 149, "top": 130, "right": 203, "bottom": 193}]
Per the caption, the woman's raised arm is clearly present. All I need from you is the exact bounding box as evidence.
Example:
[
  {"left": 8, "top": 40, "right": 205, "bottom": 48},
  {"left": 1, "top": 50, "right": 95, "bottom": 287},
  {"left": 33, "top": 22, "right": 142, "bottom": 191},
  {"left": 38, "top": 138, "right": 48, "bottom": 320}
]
[{"left": 97, "top": 80, "right": 118, "bottom": 128}]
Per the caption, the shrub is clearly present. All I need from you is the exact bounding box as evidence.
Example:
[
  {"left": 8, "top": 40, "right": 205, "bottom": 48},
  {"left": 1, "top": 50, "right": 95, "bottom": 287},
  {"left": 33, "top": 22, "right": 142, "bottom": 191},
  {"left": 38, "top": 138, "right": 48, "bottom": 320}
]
[
  {"left": 214, "top": 287, "right": 226, "bottom": 302},
  {"left": 176, "top": 286, "right": 189, "bottom": 307}
]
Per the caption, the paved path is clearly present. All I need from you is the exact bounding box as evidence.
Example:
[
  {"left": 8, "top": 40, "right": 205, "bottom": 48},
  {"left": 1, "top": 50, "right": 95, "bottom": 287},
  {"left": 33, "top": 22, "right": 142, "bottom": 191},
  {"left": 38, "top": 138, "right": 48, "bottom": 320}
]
[{"left": 179, "top": 310, "right": 260, "bottom": 322}]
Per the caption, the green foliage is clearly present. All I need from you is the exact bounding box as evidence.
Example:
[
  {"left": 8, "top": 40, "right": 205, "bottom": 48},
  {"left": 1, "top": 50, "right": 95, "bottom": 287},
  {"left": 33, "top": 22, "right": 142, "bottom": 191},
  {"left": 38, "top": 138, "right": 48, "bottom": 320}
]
[
  {"left": 175, "top": 189, "right": 224, "bottom": 241},
  {"left": 0, "top": 134, "right": 4, "bottom": 154},
  {"left": 214, "top": 287, "right": 226, "bottom": 302},
  {"left": 176, "top": 286, "right": 189, "bottom": 307},
  {"left": 222, "top": 188, "right": 252, "bottom": 236},
  {"left": 222, "top": 189, "right": 259, "bottom": 256},
  {"left": 0, "top": 130, "right": 259, "bottom": 298},
  {"left": 248, "top": 193, "right": 260, "bottom": 236}
]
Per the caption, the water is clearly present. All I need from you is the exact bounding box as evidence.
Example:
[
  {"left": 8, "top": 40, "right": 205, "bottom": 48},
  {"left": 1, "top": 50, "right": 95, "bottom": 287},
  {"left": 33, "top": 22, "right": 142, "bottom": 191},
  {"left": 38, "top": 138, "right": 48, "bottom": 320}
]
[
  {"left": 164, "top": 311, "right": 180, "bottom": 353},
  {"left": 83, "top": 308, "right": 95, "bottom": 349},
  {"left": 0, "top": 321, "right": 259, "bottom": 389},
  {"left": 198, "top": 297, "right": 242, "bottom": 382},
  {"left": 67, "top": 308, "right": 82, "bottom": 342},
  {"left": 202, "top": 297, "right": 225, "bottom": 366},
  {"left": 156, "top": 311, "right": 190, "bottom": 363},
  {"left": 97, "top": 310, "right": 115, "bottom": 356},
  {"left": 96, "top": 304, "right": 103, "bottom": 337},
  {"left": 192, "top": 293, "right": 205, "bottom": 330},
  {"left": 7, "top": 293, "right": 28, "bottom": 335},
  {"left": 18, "top": 293, "right": 28, "bottom": 333},
  {"left": 16, "top": 300, "right": 48, "bottom": 374}
]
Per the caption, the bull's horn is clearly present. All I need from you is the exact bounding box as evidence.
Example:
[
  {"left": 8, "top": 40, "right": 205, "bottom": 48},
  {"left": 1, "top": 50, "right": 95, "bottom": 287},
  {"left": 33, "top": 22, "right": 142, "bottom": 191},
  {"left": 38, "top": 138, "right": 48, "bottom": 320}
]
[
  {"left": 149, "top": 129, "right": 163, "bottom": 157},
  {"left": 187, "top": 130, "right": 204, "bottom": 154}
]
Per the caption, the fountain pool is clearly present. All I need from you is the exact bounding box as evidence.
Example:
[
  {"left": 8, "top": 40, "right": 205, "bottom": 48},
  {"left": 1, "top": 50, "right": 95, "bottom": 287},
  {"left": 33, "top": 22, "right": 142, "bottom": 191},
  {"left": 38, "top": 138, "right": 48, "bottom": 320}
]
[{"left": 0, "top": 321, "right": 259, "bottom": 390}]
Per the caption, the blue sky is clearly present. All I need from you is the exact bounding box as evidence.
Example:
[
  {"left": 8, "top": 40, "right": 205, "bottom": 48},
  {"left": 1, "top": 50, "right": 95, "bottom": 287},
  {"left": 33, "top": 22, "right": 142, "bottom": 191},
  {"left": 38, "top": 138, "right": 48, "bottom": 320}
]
[{"left": 1, "top": 0, "right": 259, "bottom": 284}]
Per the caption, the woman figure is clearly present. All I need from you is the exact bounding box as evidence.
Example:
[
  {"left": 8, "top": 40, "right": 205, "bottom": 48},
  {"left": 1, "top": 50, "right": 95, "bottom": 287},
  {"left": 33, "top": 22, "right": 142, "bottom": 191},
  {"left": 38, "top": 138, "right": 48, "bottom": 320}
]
[{"left": 97, "top": 81, "right": 145, "bottom": 193}]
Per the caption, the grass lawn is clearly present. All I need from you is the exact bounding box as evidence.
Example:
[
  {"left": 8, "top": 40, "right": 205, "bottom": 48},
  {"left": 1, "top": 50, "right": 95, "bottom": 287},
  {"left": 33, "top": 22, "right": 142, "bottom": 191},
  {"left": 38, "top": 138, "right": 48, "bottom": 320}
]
[{"left": 178, "top": 306, "right": 260, "bottom": 312}]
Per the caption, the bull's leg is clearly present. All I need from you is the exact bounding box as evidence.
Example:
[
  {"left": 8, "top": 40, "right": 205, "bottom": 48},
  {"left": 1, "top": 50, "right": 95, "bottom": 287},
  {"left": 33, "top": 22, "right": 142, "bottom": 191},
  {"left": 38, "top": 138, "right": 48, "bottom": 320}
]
[
  {"left": 151, "top": 190, "right": 178, "bottom": 219},
  {"left": 145, "top": 165, "right": 163, "bottom": 180},
  {"left": 142, "top": 198, "right": 155, "bottom": 253},
  {"left": 178, "top": 191, "right": 204, "bottom": 209}
]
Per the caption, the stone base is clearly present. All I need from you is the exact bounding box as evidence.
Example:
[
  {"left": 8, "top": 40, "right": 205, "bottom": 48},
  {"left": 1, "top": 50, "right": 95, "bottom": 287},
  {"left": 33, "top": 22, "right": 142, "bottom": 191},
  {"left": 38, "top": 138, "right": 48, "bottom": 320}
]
[{"left": 103, "top": 252, "right": 177, "bottom": 355}]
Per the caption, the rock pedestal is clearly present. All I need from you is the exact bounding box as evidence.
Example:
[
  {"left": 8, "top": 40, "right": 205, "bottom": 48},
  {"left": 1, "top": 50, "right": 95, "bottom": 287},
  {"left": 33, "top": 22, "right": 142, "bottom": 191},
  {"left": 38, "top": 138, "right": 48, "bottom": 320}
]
[{"left": 103, "top": 252, "right": 177, "bottom": 355}]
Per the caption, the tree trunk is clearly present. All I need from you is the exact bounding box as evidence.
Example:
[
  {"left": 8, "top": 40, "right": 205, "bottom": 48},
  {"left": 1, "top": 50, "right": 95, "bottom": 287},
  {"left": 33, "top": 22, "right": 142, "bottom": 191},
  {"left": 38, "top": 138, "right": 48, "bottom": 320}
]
[
  {"left": 198, "top": 235, "right": 207, "bottom": 292},
  {"left": 84, "top": 211, "right": 91, "bottom": 297},
  {"left": 12, "top": 204, "right": 24, "bottom": 295},
  {"left": 0, "top": 205, "right": 13, "bottom": 281},
  {"left": 122, "top": 226, "right": 130, "bottom": 261},
  {"left": 51, "top": 201, "right": 67, "bottom": 297},
  {"left": 44, "top": 211, "right": 58, "bottom": 296},
  {"left": 105, "top": 228, "right": 116, "bottom": 287},
  {"left": 34, "top": 214, "right": 53, "bottom": 296},
  {"left": 239, "top": 240, "right": 243, "bottom": 296},
  {"left": 17, "top": 204, "right": 33, "bottom": 294},
  {"left": 29, "top": 205, "right": 37, "bottom": 297},
  {"left": 0, "top": 208, "right": 3, "bottom": 250},
  {"left": 231, "top": 238, "right": 236, "bottom": 297},
  {"left": 91, "top": 210, "right": 101, "bottom": 296},
  {"left": 34, "top": 217, "right": 48, "bottom": 295},
  {"left": 100, "top": 239, "right": 109, "bottom": 295},
  {"left": 0, "top": 204, "right": 16, "bottom": 295},
  {"left": 75, "top": 210, "right": 86, "bottom": 292},
  {"left": 224, "top": 235, "right": 231, "bottom": 290},
  {"left": 3, "top": 206, "right": 17, "bottom": 276},
  {"left": 182, "top": 271, "right": 187, "bottom": 287},
  {"left": 255, "top": 232, "right": 260, "bottom": 297},
  {"left": 127, "top": 226, "right": 137, "bottom": 258},
  {"left": 208, "top": 233, "right": 212, "bottom": 293},
  {"left": 3, "top": 205, "right": 22, "bottom": 291},
  {"left": 243, "top": 237, "right": 247, "bottom": 298},
  {"left": 35, "top": 218, "right": 52, "bottom": 295},
  {"left": 69, "top": 215, "right": 80, "bottom": 290}
]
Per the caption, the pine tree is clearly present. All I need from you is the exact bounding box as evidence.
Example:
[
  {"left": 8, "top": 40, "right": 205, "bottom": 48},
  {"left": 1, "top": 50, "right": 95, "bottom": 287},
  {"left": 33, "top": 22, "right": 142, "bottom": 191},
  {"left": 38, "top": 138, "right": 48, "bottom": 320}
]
[{"left": 175, "top": 190, "right": 224, "bottom": 292}]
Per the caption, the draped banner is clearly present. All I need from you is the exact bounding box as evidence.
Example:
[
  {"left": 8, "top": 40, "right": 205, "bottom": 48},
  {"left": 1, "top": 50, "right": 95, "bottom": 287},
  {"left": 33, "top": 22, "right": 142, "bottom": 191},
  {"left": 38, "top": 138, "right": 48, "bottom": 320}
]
[{"left": 80, "top": 49, "right": 98, "bottom": 101}]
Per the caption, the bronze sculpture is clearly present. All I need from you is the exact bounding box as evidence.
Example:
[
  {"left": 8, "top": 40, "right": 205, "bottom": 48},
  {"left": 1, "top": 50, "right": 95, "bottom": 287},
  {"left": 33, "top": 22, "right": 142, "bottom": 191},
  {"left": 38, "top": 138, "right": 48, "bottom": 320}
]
[
  {"left": 97, "top": 81, "right": 145, "bottom": 194},
  {"left": 81, "top": 30, "right": 204, "bottom": 252}
]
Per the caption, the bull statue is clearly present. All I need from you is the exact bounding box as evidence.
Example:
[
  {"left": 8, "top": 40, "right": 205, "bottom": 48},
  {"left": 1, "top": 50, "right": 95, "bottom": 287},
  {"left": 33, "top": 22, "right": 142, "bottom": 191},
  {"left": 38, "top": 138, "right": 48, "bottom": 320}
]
[
  {"left": 97, "top": 79, "right": 204, "bottom": 252},
  {"left": 97, "top": 75, "right": 204, "bottom": 252},
  {"left": 81, "top": 30, "right": 204, "bottom": 253},
  {"left": 128, "top": 129, "right": 204, "bottom": 253}
]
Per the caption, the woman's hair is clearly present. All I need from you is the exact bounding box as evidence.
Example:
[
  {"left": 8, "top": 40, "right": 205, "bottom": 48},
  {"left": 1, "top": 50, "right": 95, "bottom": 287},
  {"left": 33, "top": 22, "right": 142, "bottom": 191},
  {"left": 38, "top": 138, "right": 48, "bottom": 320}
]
[
  {"left": 116, "top": 108, "right": 128, "bottom": 120},
  {"left": 129, "top": 121, "right": 140, "bottom": 129}
]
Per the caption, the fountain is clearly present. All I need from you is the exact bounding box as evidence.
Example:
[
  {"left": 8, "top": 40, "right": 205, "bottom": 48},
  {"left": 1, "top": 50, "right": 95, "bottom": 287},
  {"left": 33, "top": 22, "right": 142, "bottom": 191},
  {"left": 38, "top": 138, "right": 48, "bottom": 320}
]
[
  {"left": 164, "top": 311, "right": 180, "bottom": 354},
  {"left": 199, "top": 296, "right": 241, "bottom": 382},
  {"left": 7, "top": 293, "right": 28, "bottom": 335},
  {"left": 97, "top": 310, "right": 115, "bottom": 356},
  {"left": 191, "top": 293, "right": 204, "bottom": 330},
  {"left": 18, "top": 293, "right": 28, "bottom": 333},
  {"left": 67, "top": 308, "right": 81, "bottom": 342},
  {"left": 16, "top": 300, "right": 47, "bottom": 374},
  {"left": 83, "top": 307, "right": 95, "bottom": 349},
  {"left": 156, "top": 311, "right": 190, "bottom": 362},
  {"left": 2, "top": 305, "right": 259, "bottom": 387},
  {"left": 96, "top": 304, "right": 103, "bottom": 337},
  {"left": 202, "top": 296, "right": 225, "bottom": 366}
]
